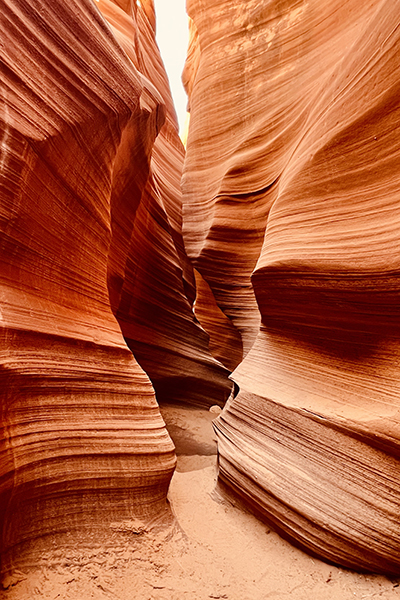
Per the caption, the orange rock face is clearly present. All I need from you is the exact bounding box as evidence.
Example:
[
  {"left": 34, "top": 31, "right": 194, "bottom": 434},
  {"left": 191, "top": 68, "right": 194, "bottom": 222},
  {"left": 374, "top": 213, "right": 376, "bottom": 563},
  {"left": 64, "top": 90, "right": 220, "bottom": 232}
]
[
  {"left": 3, "top": 0, "right": 400, "bottom": 581},
  {"left": 0, "top": 0, "right": 229, "bottom": 575},
  {"left": 97, "top": 0, "right": 231, "bottom": 408},
  {"left": 184, "top": 0, "right": 400, "bottom": 575}
]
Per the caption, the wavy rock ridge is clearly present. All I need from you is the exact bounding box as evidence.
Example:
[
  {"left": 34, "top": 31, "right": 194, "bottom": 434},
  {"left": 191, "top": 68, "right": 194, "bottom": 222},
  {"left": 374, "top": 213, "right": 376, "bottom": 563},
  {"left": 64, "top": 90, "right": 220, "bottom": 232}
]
[
  {"left": 183, "top": 0, "right": 400, "bottom": 575},
  {"left": 98, "top": 0, "right": 230, "bottom": 408},
  {"left": 2, "top": 0, "right": 400, "bottom": 582},
  {"left": 0, "top": 0, "right": 230, "bottom": 577}
]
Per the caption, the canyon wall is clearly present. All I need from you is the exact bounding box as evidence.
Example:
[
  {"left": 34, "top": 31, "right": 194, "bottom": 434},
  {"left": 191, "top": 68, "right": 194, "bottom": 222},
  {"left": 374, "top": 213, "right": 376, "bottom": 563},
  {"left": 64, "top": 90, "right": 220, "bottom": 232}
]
[
  {"left": 97, "top": 0, "right": 230, "bottom": 408},
  {"left": 0, "top": 0, "right": 229, "bottom": 576},
  {"left": 2, "top": 0, "right": 400, "bottom": 582},
  {"left": 183, "top": 0, "right": 400, "bottom": 575}
]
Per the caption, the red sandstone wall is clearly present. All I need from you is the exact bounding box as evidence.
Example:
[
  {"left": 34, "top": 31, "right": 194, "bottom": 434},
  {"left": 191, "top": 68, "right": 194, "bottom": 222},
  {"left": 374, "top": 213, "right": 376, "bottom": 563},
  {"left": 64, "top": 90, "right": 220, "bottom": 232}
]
[
  {"left": 0, "top": 0, "right": 229, "bottom": 575},
  {"left": 183, "top": 0, "right": 400, "bottom": 575},
  {"left": 3, "top": 0, "right": 400, "bottom": 579}
]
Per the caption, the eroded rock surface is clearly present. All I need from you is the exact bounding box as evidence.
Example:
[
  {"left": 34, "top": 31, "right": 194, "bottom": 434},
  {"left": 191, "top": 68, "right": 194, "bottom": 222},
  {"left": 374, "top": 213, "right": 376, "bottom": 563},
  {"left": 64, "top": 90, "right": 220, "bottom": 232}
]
[
  {"left": 3, "top": 0, "right": 400, "bottom": 583},
  {"left": 0, "top": 0, "right": 229, "bottom": 578},
  {"left": 98, "top": 0, "right": 230, "bottom": 408},
  {"left": 183, "top": 0, "right": 400, "bottom": 575}
]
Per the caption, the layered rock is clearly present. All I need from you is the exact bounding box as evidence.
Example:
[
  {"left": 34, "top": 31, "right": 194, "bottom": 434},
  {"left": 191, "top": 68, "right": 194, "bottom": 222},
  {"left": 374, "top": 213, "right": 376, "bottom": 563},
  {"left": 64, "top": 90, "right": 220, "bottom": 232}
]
[
  {"left": 98, "top": 0, "right": 231, "bottom": 407},
  {"left": 183, "top": 0, "right": 400, "bottom": 574},
  {"left": 0, "top": 0, "right": 228, "bottom": 577}
]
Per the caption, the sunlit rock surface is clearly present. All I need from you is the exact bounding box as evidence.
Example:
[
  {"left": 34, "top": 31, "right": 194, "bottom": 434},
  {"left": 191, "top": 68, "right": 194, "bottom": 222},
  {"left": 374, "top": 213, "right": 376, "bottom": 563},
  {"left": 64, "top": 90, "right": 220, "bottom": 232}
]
[
  {"left": 0, "top": 0, "right": 229, "bottom": 577},
  {"left": 183, "top": 0, "right": 400, "bottom": 575}
]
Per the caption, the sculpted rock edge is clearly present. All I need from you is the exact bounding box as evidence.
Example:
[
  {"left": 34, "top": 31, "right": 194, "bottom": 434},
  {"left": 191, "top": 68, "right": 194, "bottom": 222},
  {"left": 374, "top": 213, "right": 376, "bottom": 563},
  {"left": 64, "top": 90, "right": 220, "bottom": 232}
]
[
  {"left": 0, "top": 0, "right": 230, "bottom": 577},
  {"left": 183, "top": 0, "right": 400, "bottom": 575}
]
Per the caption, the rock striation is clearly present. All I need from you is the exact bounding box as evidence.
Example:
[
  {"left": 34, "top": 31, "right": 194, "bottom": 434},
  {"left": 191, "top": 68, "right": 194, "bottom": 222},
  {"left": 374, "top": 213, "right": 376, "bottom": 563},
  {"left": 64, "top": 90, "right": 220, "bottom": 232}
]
[
  {"left": 0, "top": 0, "right": 229, "bottom": 577},
  {"left": 183, "top": 0, "right": 400, "bottom": 575},
  {"left": 98, "top": 0, "right": 230, "bottom": 408},
  {"left": 3, "top": 0, "right": 400, "bottom": 582}
]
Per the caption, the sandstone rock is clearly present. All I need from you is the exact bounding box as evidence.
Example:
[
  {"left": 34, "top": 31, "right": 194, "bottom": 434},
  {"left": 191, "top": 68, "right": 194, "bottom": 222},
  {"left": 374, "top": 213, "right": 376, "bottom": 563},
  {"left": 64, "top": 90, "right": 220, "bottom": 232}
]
[
  {"left": 98, "top": 0, "right": 231, "bottom": 408},
  {"left": 0, "top": 0, "right": 176, "bottom": 574},
  {"left": 184, "top": 0, "right": 400, "bottom": 575},
  {"left": 0, "top": 0, "right": 229, "bottom": 576},
  {"left": 193, "top": 269, "right": 243, "bottom": 371}
]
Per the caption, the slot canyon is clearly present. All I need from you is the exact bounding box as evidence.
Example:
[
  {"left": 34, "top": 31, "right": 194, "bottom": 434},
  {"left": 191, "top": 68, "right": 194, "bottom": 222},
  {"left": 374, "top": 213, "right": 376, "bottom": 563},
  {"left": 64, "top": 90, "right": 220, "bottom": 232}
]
[{"left": 1, "top": 0, "right": 400, "bottom": 598}]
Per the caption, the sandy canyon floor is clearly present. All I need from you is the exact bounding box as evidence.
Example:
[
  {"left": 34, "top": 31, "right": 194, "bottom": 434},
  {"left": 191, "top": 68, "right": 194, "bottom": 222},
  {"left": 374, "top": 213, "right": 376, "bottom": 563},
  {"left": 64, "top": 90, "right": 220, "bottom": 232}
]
[{"left": 2, "top": 403, "right": 399, "bottom": 600}]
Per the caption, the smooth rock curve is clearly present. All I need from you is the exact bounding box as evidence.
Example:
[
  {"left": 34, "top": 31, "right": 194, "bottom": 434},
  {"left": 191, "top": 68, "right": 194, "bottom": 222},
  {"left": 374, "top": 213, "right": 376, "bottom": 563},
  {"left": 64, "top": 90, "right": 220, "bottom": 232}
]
[{"left": 184, "top": 0, "right": 400, "bottom": 574}]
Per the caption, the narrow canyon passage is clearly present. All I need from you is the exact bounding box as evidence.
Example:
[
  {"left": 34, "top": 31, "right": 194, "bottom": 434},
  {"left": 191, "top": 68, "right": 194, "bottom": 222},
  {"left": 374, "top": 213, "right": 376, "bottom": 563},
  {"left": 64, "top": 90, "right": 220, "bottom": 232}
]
[
  {"left": 1, "top": 0, "right": 400, "bottom": 597},
  {"left": 3, "top": 403, "right": 400, "bottom": 599},
  {"left": 159, "top": 404, "right": 219, "bottom": 473}
]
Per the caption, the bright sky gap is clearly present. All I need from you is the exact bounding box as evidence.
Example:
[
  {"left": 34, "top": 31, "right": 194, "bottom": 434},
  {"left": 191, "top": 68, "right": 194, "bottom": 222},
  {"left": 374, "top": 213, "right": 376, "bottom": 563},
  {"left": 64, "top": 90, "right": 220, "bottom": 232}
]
[{"left": 153, "top": 0, "right": 189, "bottom": 133}]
